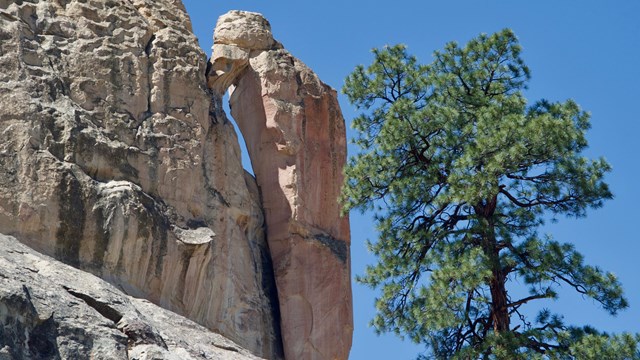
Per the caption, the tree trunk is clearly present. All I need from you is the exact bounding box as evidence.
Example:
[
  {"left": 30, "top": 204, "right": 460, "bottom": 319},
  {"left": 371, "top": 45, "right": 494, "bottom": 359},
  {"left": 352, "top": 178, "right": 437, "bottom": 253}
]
[
  {"left": 490, "top": 270, "right": 510, "bottom": 332},
  {"left": 476, "top": 196, "right": 510, "bottom": 333}
]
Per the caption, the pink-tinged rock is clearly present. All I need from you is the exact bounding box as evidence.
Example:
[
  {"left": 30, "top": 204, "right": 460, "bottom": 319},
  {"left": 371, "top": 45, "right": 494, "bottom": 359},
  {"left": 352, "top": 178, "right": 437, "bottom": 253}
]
[{"left": 209, "top": 11, "right": 353, "bottom": 360}]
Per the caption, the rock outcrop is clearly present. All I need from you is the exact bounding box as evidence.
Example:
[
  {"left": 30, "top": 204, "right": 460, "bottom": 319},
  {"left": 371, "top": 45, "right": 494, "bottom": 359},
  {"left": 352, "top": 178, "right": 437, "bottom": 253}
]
[
  {"left": 0, "top": 233, "right": 265, "bottom": 360},
  {"left": 0, "top": 2, "right": 281, "bottom": 358},
  {"left": 0, "top": 2, "right": 351, "bottom": 359},
  {"left": 208, "top": 11, "right": 353, "bottom": 360}
]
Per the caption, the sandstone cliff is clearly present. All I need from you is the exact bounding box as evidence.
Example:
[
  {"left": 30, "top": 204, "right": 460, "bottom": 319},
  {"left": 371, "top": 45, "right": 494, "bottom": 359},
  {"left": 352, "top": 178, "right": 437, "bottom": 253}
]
[{"left": 0, "top": 2, "right": 351, "bottom": 359}]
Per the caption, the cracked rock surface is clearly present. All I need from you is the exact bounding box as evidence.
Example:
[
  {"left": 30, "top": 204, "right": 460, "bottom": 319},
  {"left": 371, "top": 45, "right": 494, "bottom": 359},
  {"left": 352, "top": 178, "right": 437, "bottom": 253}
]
[
  {"left": 0, "top": 233, "right": 264, "bottom": 360},
  {"left": 0, "top": 1, "right": 281, "bottom": 358}
]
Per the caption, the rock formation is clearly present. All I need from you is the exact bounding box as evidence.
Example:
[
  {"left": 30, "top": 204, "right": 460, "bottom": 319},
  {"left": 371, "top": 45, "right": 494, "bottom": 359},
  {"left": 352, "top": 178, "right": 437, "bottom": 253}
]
[
  {"left": 0, "top": 2, "right": 351, "bottom": 359},
  {"left": 0, "top": 233, "right": 264, "bottom": 360},
  {"left": 208, "top": 11, "right": 353, "bottom": 360},
  {"left": 0, "top": 1, "right": 281, "bottom": 358}
]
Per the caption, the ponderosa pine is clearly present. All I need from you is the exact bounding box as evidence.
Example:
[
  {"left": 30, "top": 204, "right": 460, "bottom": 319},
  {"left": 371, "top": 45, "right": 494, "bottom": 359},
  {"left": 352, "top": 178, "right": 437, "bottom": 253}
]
[{"left": 342, "top": 29, "right": 639, "bottom": 359}]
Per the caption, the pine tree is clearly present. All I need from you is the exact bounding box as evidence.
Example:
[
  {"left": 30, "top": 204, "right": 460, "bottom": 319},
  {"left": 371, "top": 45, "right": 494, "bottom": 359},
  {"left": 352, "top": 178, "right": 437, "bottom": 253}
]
[{"left": 342, "top": 29, "right": 639, "bottom": 359}]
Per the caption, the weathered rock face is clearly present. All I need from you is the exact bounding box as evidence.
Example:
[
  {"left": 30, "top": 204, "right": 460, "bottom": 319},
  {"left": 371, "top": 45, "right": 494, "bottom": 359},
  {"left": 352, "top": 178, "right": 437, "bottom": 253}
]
[
  {"left": 209, "top": 11, "right": 353, "bottom": 360},
  {"left": 0, "top": 2, "right": 281, "bottom": 358},
  {"left": 0, "top": 233, "right": 265, "bottom": 360}
]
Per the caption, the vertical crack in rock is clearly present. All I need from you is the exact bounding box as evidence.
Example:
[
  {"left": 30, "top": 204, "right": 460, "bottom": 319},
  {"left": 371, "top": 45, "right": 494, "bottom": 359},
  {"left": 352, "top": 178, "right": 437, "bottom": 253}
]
[
  {"left": 144, "top": 33, "right": 156, "bottom": 118},
  {"left": 145, "top": 34, "right": 156, "bottom": 57},
  {"left": 208, "top": 10, "right": 353, "bottom": 360},
  {"left": 201, "top": 152, "right": 231, "bottom": 207}
]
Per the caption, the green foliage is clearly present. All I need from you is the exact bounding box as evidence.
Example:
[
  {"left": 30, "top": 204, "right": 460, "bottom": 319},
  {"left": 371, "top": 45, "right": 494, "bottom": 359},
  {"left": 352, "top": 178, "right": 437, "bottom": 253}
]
[{"left": 342, "top": 29, "right": 638, "bottom": 359}]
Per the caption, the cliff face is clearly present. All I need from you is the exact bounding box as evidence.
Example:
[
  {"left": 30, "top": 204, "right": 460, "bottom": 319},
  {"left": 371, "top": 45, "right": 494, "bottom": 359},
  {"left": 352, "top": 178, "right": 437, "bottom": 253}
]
[
  {"left": 0, "top": 1, "right": 280, "bottom": 358},
  {"left": 0, "top": 2, "right": 351, "bottom": 360}
]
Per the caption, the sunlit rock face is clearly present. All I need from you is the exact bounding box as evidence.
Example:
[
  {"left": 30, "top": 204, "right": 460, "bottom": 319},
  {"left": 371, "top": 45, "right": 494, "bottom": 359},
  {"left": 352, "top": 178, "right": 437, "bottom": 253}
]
[
  {"left": 209, "top": 10, "right": 353, "bottom": 360},
  {"left": 0, "top": 2, "right": 282, "bottom": 358}
]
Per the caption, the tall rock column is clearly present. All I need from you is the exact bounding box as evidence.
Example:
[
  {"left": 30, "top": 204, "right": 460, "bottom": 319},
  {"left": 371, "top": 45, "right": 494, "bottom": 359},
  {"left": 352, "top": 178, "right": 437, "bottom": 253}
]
[{"left": 208, "top": 11, "right": 353, "bottom": 360}]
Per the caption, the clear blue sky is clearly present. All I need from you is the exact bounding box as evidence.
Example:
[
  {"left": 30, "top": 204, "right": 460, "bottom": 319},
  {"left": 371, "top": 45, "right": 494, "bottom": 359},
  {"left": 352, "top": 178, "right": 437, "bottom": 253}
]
[{"left": 182, "top": 2, "right": 640, "bottom": 359}]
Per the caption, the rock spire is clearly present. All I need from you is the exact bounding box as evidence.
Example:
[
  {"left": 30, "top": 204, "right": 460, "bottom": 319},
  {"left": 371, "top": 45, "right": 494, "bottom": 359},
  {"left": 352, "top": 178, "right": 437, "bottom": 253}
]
[{"left": 208, "top": 10, "right": 353, "bottom": 360}]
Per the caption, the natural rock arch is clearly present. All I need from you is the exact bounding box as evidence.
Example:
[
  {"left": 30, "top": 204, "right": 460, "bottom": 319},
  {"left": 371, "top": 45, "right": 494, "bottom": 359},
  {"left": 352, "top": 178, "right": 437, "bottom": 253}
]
[{"left": 208, "top": 11, "right": 353, "bottom": 360}]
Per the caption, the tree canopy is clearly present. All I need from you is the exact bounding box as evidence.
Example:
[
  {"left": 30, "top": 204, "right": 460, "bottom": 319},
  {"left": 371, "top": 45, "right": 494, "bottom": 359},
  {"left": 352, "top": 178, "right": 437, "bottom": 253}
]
[{"left": 342, "top": 29, "right": 639, "bottom": 359}]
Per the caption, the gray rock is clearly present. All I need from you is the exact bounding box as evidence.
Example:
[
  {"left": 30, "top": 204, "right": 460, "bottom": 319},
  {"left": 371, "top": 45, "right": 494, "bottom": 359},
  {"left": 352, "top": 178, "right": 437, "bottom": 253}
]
[{"left": 0, "top": 233, "right": 265, "bottom": 360}]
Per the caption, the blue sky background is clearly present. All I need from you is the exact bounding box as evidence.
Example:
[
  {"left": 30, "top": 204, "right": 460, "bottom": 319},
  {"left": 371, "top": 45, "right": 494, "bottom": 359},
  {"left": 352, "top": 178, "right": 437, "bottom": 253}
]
[{"left": 182, "top": 2, "right": 639, "bottom": 359}]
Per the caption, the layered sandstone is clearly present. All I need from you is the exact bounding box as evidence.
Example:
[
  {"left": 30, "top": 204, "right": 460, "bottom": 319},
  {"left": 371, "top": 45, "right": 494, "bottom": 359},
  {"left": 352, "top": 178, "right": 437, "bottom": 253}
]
[
  {"left": 208, "top": 11, "right": 353, "bottom": 360},
  {"left": 0, "top": 2, "right": 281, "bottom": 358}
]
